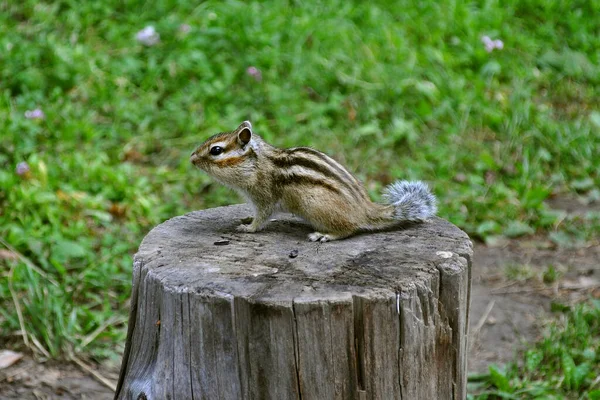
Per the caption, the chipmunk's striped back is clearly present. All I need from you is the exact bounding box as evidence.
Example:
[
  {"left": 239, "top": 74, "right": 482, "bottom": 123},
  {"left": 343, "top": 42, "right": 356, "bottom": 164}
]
[
  {"left": 265, "top": 147, "right": 370, "bottom": 204},
  {"left": 191, "top": 121, "right": 436, "bottom": 242}
]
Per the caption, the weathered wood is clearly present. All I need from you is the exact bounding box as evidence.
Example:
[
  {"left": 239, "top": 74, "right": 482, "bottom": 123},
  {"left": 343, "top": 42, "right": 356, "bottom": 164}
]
[{"left": 115, "top": 204, "right": 472, "bottom": 400}]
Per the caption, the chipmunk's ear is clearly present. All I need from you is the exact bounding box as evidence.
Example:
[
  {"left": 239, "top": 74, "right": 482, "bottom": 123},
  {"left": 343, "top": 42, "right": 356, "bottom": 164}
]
[{"left": 236, "top": 121, "right": 252, "bottom": 146}]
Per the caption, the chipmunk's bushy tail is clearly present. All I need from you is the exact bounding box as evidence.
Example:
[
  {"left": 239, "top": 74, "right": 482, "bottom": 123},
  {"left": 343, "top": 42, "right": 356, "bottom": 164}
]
[{"left": 382, "top": 180, "right": 437, "bottom": 221}]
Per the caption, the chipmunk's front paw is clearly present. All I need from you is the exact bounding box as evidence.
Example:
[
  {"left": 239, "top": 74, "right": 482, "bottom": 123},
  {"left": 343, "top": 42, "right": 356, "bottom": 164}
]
[
  {"left": 236, "top": 224, "right": 258, "bottom": 233},
  {"left": 308, "top": 232, "right": 332, "bottom": 242}
]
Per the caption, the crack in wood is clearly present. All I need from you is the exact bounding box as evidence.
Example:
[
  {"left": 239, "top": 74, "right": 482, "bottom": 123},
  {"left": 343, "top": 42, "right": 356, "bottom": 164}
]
[
  {"left": 291, "top": 302, "right": 303, "bottom": 400},
  {"left": 352, "top": 296, "right": 366, "bottom": 393}
]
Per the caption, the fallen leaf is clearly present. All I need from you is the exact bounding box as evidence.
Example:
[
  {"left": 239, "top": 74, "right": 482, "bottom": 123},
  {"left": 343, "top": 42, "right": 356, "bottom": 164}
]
[
  {"left": 0, "top": 250, "right": 19, "bottom": 260},
  {"left": 0, "top": 350, "right": 24, "bottom": 369},
  {"left": 123, "top": 148, "right": 145, "bottom": 163},
  {"left": 109, "top": 203, "right": 127, "bottom": 218},
  {"left": 561, "top": 276, "right": 599, "bottom": 290},
  {"left": 347, "top": 105, "right": 357, "bottom": 121},
  {"left": 57, "top": 190, "right": 87, "bottom": 202}
]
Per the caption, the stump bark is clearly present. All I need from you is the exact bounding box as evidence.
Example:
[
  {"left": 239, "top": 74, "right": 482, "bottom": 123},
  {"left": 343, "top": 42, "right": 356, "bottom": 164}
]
[{"left": 115, "top": 204, "right": 472, "bottom": 400}]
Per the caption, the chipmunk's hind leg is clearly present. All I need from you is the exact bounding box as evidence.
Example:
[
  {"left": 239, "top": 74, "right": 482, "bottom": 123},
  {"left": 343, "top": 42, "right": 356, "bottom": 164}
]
[{"left": 282, "top": 186, "right": 361, "bottom": 241}]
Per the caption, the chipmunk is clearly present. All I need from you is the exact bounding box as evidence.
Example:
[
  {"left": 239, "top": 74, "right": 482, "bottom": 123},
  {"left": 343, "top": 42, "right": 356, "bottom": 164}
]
[{"left": 190, "top": 121, "right": 437, "bottom": 242}]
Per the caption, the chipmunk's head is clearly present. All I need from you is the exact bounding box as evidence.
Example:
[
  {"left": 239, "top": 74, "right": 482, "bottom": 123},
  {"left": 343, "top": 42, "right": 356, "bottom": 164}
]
[{"left": 190, "top": 121, "right": 257, "bottom": 183}]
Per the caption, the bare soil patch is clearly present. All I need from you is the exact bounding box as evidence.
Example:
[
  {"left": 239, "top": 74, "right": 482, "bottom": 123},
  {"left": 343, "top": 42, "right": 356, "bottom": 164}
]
[
  {"left": 469, "top": 238, "right": 600, "bottom": 373},
  {"left": 0, "top": 357, "right": 115, "bottom": 399}
]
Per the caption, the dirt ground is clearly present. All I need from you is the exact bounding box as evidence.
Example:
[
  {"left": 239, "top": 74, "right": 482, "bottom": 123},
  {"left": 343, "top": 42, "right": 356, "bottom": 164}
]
[
  {"left": 1, "top": 200, "right": 598, "bottom": 399},
  {"left": 469, "top": 240, "right": 600, "bottom": 373}
]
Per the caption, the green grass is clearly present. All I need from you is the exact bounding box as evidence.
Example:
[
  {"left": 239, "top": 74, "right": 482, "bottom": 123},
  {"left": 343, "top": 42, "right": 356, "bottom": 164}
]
[
  {"left": 469, "top": 299, "right": 600, "bottom": 399},
  {"left": 0, "top": 0, "right": 598, "bottom": 364}
]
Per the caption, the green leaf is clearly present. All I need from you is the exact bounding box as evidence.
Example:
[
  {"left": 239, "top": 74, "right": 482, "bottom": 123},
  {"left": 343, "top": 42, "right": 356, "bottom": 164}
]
[
  {"left": 522, "top": 187, "right": 551, "bottom": 209},
  {"left": 504, "top": 221, "right": 534, "bottom": 238},
  {"left": 53, "top": 239, "right": 88, "bottom": 261},
  {"left": 582, "top": 348, "right": 596, "bottom": 361},
  {"left": 49, "top": 258, "right": 67, "bottom": 276},
  {"left": 590, "top": 111, "right": 600, "bottom": 129},
  {"left": 539, "top": 209, "right": 565, "bottom": 228},
  {"left": 478, "top": 151, "right": 497, "bottom": 170},
  {"left": 572, "top": 178, "right": 594, "bottom": 192},
  {"left": 525, "top": 350, "right": 543, "bottom": 372},
  {"left": 549, "top": 231, "right": 574, "bottom": 248},
  {"left": 550, "top": 302, "right": 570, "bottom": 313},
  {"left": 561, "top": 352, "right": 576, "bottom": 389},
  {"left": 542, "top": 265, "right": 558, "bottom": 284},
  {"left": 355, "top": 123, "right": 381, "bottom": 137},
  {"left": 588, "top": 390, "right": 600, "bottom": 400},
  {"left": 537, "top": 147, "right": 552, "bottom": 162},
  {"left": 481, "top": 61, "right": 501, "bottom": 77},
  {"left": 573, "top": 363, "right": 590, "bottom": 389},
  {"left": 493, "top": 391, "right": 518, "bottom": 399},
  {"left": 414, "top": 80, "right": 438, "bottom": 100},
  {"left": 477, "top": 220, "right": 500, "bottom": 236},
  {"left": 84, "top": 209, "right": 113, "bottom": 223},
  {"left": 488, "top": 365, "right": 511, "bottom": 393}
]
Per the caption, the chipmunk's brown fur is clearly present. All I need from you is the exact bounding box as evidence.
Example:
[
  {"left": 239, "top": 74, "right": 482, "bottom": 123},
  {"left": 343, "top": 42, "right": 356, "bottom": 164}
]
[{"left": 191, "top": 121, "right": 436, "bottom": 242}]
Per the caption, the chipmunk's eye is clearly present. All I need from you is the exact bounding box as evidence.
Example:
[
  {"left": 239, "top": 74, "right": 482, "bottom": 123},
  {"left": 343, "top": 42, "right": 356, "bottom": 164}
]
[{"left": 209, "top": 146, "right": 224, "bottom": 156}]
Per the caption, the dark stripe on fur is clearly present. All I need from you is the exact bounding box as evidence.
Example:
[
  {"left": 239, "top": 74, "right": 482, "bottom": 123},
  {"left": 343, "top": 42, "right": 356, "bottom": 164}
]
[
  {"left": 273, "top": 173, "right": 343, "bottom": 195},
  {"left": 266, "top": 153, "right": 364, "bottom": 201},
  {"left": 284, "top": 148, "right": 366, "bottom": 199},
  {"left": 289, "top": 147, "right": 357, "bottom": 181}
]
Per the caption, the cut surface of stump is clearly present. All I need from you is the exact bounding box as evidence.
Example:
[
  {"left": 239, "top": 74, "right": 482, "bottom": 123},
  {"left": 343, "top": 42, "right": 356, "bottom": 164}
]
[{"left": 115, "top": 204, "right": 472, "bottom": 400}]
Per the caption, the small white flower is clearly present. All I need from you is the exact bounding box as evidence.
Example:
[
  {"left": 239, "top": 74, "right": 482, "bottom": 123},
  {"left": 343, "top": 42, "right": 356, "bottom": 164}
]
[
  {"left": 493, "top": 39, "right": 504, "bottom": 50},
  {"left": 136, "top": 26, "right": 160, "bottom": 46},
  {"left": 24, "top": 109, "right": 45, "bottom": 120}
]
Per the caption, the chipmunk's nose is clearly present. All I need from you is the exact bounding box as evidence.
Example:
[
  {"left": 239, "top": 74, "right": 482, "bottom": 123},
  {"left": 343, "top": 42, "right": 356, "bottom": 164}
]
[{"left": 190, "top": 152, "right": 199, "bottom": 164}]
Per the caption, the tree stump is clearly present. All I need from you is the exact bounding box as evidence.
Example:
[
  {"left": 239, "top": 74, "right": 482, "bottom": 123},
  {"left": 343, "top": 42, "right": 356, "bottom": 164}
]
[{"left": 115, "top": 204, "right": 472, "bottom": 400}]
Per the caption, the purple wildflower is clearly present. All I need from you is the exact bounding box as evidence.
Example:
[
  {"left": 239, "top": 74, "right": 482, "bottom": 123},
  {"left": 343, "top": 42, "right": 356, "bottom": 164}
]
[
  {"left": 481, "top": 35, "right": 504, "bottom": 53},
  {"left": 246, "top": 66, "right": 262, "bottom": 82},
  {"left": 16, "top": 162, "right": 30, "bottom": 176},
  {"left": 179, "top": 24, "right": 191, "bottom": 34},
  {"left": 136, "top": 26, "right": 160, "bottom": 46},
  {"left": 24, "top": 109, "right": 45, "bottom": 120}
]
